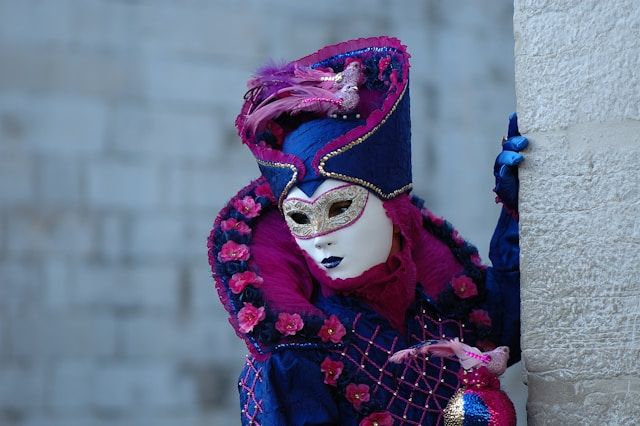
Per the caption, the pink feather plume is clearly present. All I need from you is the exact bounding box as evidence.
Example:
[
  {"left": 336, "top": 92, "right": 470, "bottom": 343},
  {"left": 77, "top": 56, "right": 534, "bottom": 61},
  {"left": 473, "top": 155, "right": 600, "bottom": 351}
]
[
  {"left": 389, "top": 338, "right": 511, "bottom": 376},
  {"left": 247, "top": 62, "right": 338, "bottom": 103},
  {"left": 244, "top": 85, "right": 345, "bottom": 136},
  {"left": 243, "top": 61, "right": 363, "bottom": 136},
  {"left": 421, "top": 339, "right": 484, "bottom": 370}
]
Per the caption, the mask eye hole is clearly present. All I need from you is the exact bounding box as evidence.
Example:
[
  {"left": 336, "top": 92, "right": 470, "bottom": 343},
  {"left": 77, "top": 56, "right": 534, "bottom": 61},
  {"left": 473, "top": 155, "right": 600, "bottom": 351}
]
[
  {"left": 328, "top": 200, "right": 352, "bottom": 218},
  {"left": 288, "top": 212, "right": 310, "bottom": 224}
]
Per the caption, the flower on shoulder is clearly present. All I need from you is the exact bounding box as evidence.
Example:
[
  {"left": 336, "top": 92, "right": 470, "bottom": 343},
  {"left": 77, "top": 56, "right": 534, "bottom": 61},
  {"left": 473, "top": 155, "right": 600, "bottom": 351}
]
[
  {"left": 232, "top": 196, "right": 261, "bottom": 219},
  {"left": 275, "top": 312, "right": 304, "bottom": 336},
  {"left": 345, "top": 383, "right": 370, "bottom": 409},
  {"left": 218, "top": 241, "right": 250, "bottom": 262},
  {"left": 470, "top": 253, "right": 483, "bottom": 267},
  {"left": 360, "top": 411, "right": 393, "bottom": 426},
  {"left": 255, "top": 182, "right": 276, "bottom": 202},
  {"left": 229, "top": 271, "right": 264, "bottom": 294},
  {"left": 451, "top": 229, "right": 465, "bottom": 245},
  {"left": 237, "top": 302, "right": 265, "bottom": 334},
  {"left": 469, "top": 309, "right": 492, "bottom": 328},
  {"left": 320, "top": 357, "right": 344, "bottom": 386},
  {"left": 318, "top": 315, "right": 347, "bottom": 343},
  {"left": 451, "top": 275, "right": 478, "bottom": 299},
  {"left": 220, "top": 218, "right": 251, "bottom": 235}
]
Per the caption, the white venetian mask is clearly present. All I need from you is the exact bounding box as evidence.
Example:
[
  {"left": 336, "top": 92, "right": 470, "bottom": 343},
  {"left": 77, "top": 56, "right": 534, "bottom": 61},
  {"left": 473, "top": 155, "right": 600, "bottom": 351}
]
[{"left": 282, "top": 179, "right": 394, "bottom": 280}]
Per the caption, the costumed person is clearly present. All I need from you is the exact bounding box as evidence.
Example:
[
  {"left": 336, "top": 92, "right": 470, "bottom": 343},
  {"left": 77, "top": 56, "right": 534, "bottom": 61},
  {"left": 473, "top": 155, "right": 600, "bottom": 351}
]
[{"left": 207, "top": 37, "right": 527, "bottom": 425}]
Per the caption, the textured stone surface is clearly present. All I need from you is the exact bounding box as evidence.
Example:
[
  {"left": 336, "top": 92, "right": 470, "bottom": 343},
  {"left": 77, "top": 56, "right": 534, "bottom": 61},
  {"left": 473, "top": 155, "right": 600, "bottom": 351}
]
[
  {"left": 515, "top": 0, "right": 640, "bottom": 423},
  {"left": 0, "top": 1, "right": 519, "bottom": 424},
  {"left": 514, "top": 0, "right": 640, "bottom": 131}
]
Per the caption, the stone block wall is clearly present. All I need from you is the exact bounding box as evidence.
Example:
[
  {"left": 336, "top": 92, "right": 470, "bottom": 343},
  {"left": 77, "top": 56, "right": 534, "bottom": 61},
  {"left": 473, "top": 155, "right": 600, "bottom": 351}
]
[
  {"left": 515, "top": 0, "right": 640, "bottom": 424},
  {"left": 0, "top": 1, "right": 517, "bottom": 424}
]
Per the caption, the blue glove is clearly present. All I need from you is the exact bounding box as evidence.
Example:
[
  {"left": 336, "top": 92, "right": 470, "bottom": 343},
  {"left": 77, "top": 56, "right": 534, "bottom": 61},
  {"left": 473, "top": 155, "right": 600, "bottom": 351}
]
[{"left": 493, "top": 113, "right": 528, "bottom": 212}]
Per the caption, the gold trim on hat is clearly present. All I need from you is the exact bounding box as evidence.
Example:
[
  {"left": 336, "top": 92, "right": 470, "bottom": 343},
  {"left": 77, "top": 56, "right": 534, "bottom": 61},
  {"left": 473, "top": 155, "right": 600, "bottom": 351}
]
[
  {"left": 317, "top": 83, "right": 411, "bottom": 199},
  {"left": 256, "top": 159, "right": 298, "bottom": 208}
]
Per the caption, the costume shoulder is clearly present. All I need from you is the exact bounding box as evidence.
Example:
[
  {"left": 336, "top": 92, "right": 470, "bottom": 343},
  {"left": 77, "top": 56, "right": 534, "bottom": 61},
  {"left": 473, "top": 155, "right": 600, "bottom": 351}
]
[
  {"left": 209, "top": 177, "right": 342, "bottom": 359},
  {"left": 414, "top": 195, "right": 521, "bottom": 358},
  {"left": 406, "top": 195, "right": 505, "bottom": 350},
  {"left": 209, "top": 181, "right": 510, "bottom": 358}
]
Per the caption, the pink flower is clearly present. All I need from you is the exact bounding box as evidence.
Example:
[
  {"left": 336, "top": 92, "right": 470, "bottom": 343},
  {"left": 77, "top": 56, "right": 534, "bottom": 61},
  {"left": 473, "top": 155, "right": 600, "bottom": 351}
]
[
  {"left": 318, "top": 315, "right": 346, "bottom": 343},
  {"left": 255, "top": 182, "right": 276, "bottom": 202},
  {"left": 377, "top": 56, "right": 391, "bottom": 80},
  {"left": 275, "top": 312, "right": 304, "bottom": 336},
  {"left": 470, "top": 253, "right": 483, "bottom": 267},
  {"left": 237, "top": 302, "right": 265, "bottom": 334},
  {"left": 320, "top": 357, "right": 344, "bottom": 386},
  {"left": 232, "top": 196, "right": 261, "bottom": 219},
  {"left": 345, "top": 383, "right": 370, "bottom": 409},
  {"left": 220, "top": 218, "right": 251, "bottom": 235},
  {"left": 229, "top": 271, "right": 263, "bottom": 294},
  {"left": 451, "top": 230, "right": 464, "bottom": 245},
  {"left": 218, "top": 241, "right": 250, "bottom": 262},
  {"left": 360, "top": 411, "right": 393, "bottom": 426},
  {"left": 469, "top": 309, "right": 492, "bottom": 328},
  {"left": 451, "top": 275, "right": 478, "bottom": 299}
]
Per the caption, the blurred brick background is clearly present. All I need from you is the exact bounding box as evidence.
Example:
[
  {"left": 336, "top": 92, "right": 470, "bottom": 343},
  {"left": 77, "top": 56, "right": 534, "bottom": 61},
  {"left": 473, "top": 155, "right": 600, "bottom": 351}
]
[{"left": 0, "top": 1, "right": 516, "bottom": 424}]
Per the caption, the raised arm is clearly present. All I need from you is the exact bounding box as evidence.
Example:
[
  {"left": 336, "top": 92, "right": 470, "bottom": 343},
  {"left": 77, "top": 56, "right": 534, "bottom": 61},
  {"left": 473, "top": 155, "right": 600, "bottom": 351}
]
[{"left": 485, "top": 113, "right": 528, "bottom": 364}]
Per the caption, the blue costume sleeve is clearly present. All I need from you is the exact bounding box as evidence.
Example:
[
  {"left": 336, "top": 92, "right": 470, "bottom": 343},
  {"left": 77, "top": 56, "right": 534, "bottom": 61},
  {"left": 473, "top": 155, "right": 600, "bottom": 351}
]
[
  {"left": 238, "top": 349, "right": 343, "bottom": 426},
  {"left": 485, "top": 207, "right": 521, "bottom": 365},
  {"left": 481, "top": 113, "right": 525, "bottom": 365}
]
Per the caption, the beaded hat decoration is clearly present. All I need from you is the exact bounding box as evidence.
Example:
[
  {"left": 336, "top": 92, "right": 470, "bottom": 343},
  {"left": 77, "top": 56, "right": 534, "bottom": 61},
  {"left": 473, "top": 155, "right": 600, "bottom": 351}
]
[{"left": 236, "top": 36, "right": 413, "bottom": 207}]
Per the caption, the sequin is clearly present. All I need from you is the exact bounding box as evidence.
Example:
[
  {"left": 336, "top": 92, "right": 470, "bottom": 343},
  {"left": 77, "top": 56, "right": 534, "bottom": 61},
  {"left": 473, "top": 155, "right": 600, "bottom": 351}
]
[
  {"left": 311, "top": 46, "right": 398, "bottom": 69},
  {"left": 443, "top": 388, "right": 465, "bottom": 426},
  {"left": 444, "top": 388, "right": 500, "bottom": 426}
]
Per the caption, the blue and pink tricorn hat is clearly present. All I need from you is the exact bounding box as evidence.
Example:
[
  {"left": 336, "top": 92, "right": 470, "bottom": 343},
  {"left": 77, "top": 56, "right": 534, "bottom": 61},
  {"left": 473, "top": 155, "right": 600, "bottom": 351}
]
[{"left": 235, "top": 36, "right": 412, "bottom": 207}]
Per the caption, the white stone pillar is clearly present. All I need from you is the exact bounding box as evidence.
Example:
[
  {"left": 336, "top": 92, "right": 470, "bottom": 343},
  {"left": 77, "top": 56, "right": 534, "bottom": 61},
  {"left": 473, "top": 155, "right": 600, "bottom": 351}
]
[{"left": 514, "top": 0, "right": 640, "bottom": 424}]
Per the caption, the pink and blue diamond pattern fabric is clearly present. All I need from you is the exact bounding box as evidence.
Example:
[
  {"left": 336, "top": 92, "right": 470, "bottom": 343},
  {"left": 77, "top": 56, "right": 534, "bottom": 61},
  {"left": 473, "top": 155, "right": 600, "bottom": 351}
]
[{"left": 238, "top": 292, "right": 476, "bottom": 425}]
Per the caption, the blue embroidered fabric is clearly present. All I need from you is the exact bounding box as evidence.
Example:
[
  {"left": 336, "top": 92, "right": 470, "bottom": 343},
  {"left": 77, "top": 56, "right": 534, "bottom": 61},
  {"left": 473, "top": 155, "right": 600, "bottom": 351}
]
[
  {"left": 322, "top": 88, "right": 412, "bottom": 197},
  {"left": 257, "top": 162, "right": 296, "bottom": 206},
  {"left": 487, "top": 209, "right": 521, "bottom": 359},
  {"left": 282, "top": 118, "right": 363, "bottom": 197}
]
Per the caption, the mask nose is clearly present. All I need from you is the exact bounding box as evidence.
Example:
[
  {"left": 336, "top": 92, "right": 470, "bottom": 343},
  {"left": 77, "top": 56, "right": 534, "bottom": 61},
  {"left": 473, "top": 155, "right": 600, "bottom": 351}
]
[{"left": 313, "top": 235, "right": 334, "bottom": 250}]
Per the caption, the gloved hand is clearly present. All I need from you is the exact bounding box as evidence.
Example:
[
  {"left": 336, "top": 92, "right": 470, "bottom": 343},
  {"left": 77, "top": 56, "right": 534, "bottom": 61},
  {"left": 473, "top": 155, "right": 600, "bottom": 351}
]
[{"left": 493, "top": 113, "right": 528, "bottom": 213}]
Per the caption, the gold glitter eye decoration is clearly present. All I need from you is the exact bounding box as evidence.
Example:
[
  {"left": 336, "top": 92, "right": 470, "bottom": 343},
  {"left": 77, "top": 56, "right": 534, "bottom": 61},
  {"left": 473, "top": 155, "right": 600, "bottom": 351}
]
[
  {"left": 328, "top": 200, "right": 352, "bottom": 218},
  {"left": 288, "top": 212, "right": 310, "bottom": 224},
  {"left": 282, "top": 183, "right": 369, "bottom": 239}
]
